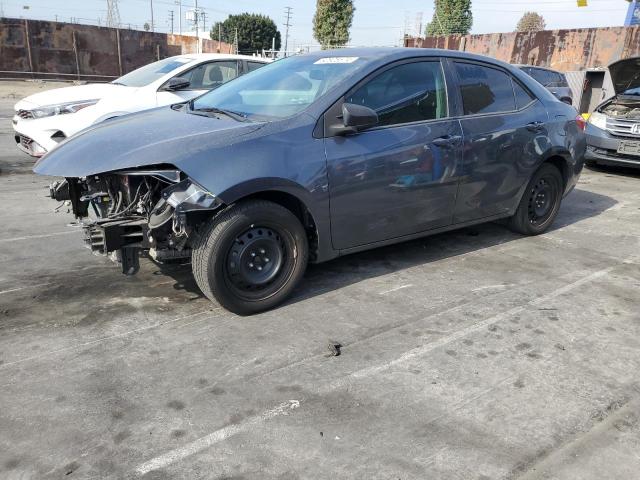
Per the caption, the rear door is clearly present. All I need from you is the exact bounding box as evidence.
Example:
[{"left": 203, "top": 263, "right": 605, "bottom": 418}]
[
  {"left": 325, "top": 58, "right": 463, "bottom": 250},
  {"left": 451, "top": 60, "right": 549, "bottom": 222}
]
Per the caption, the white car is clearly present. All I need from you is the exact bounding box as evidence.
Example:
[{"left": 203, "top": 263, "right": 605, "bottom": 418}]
[{"left": 12, "top": 54, "right": 270, "bottom": 157}]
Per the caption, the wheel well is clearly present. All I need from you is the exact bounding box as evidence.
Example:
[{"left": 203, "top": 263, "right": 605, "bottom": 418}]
[
  {"left": 544, "top": 156, "right": 569, "bottom": 188},
  {"left": 236, "top": 191, "right": 319, "bottom": 261}
]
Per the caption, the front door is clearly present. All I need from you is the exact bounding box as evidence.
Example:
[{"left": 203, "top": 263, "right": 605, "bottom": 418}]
[{"left": 325, "top": 59, "right": 462, "bottom": 250}]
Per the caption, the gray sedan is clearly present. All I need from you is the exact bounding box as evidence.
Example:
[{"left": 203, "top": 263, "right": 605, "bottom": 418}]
[{"left": 34, "top": 48, "right": 586, "bottom": 314}]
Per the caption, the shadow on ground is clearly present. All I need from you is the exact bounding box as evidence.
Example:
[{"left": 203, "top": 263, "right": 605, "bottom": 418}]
[
  {"left": 156, "top": 187, "right": 617, "bottom": 309},
  {"left": 2, "top": 187, "right": 616, "bottom": 325},
  {"left": 285, "top": 187, "right": 617, "bottom": 306},
  {"left": 586, "top": 162, "right": 640, "bottom": 179}
]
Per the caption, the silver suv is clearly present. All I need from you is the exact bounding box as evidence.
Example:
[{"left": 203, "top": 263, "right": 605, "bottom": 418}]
[{"left": 517, "top": 65, "right": 573, "bottom": 106}]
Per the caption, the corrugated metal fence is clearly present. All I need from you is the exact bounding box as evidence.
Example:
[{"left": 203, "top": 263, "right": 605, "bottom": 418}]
[
  {"left": 0, "top": 17, "right": 234, "bottom": 81},
  {"left": 405, "top": 26, "right": 640, "bottom": 72}
]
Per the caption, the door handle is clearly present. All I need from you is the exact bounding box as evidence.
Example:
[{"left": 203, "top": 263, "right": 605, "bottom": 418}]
[
  {"left": 431, "top": 135, "right": 462, "bottom": 148},
  {"left": 526, "top": 121, "right": 545, "bottom": 132}
]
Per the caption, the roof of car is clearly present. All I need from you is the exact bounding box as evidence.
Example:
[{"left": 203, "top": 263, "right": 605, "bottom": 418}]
[
  {"left": 173, "top": 53, "right": 270, "bottom": 62},
  {"left": 302, "top": 47, "right": 517, "bottom": 70},
  {"left": 513, "top": 64, "right": 562, "bottom": 73}
]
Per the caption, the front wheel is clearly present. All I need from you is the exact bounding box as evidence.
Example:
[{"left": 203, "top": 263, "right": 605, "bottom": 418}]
[
  {"left": 192, "top": 200, "right": 308, "bottom": 315},
  {"left": 508, "top": 163, "right": 563, "bottom": 235}
]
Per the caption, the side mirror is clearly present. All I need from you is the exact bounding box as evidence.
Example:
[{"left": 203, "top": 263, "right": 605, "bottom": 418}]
[
  {"left": 163, "top": 77, "right": 191, "bottom": 91},
  {"left": 340, "top": 103, "right": 378, "bottom": 133}
]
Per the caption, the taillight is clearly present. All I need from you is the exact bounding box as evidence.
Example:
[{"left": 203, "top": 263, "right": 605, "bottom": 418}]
[{"left": 575, "top": 114, "right": 587, "bottom": 131}]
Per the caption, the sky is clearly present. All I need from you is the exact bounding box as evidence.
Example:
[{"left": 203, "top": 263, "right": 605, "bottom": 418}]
[{"left": 0, "top": 0, "right": 632, "bottom": 49}]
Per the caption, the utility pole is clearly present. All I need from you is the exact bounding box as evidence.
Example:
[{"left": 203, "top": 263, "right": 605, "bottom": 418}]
[
  {"left": 175, "top": 0, "right": 182, "bottom": 34},
  {"left": 200, "top": 11, "right": 207, "bottom": 36},
  {"left": 150, "top": 0, "right": 154, "bottom": 32},
  {"left": 283, "top": 6, "right": 292, "bottom": 57},
  {"left": 194, "top": 0, "right": 199, "bottom": 41},
  {"left": 234, "top": 28, "right": 238, "bottom": 54},
  {"left": 168, "top": 10, "right": 174, "bottom": 34}
]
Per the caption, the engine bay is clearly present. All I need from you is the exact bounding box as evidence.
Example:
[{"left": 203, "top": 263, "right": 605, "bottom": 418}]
[
  {"left": 50, "top": 169, "right": 221, "bottom": 275},
  {"left": 601, "top": 99, "right": 640, "bottom": 119}
]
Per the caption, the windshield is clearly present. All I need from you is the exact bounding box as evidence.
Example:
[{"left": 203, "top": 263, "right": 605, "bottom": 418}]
[
  {"left": 114, "top": 57, "right": 193, "bottom": 87},
  {"left": 191, "top": 55, "right": 368, "bottom": 120}
]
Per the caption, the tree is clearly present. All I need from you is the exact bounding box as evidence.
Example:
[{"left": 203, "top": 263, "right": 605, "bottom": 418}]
[
  {"left": 516, "top": 12, "right": 546, "bottom": 32},
  {"left": 425, "top": 0, "right": 473, "bottom": 36},
  {"left": 210, "top": 13, "right": 281, "bottom": 53},
  {"left": 143, "top": 22, "right": 150, "bottom": 32},
  {"left": 313, "top": 0, "right": 355, "bottom": 49}
]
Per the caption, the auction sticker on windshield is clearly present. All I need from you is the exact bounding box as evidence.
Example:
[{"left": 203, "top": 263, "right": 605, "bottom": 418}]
[{"left": 314, "top": 57, "right": 359, "bottom": 64}]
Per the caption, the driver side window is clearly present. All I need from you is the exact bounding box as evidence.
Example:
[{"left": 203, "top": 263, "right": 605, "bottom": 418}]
[
  {"left": 345, "top": 61, "right": 448, "bottom": 128},
  {"left": 176, "top": 61, "right": 239, "bottom": 90}
]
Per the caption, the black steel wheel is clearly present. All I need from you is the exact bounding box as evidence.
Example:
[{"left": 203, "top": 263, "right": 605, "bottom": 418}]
[
  {"left": 225, "top": 226, "right": 290, "bottom": 300},
  {"left": 508, "top": 163, "right": 563, "bottom": 235},
  {"left": 527, "top": 176, "right": 557, "bottom": 227},
  {"left": 192, "top": 200, "right": 308, "bottom": 315}
]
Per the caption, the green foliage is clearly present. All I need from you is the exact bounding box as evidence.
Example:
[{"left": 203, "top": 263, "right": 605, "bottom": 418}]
[
  {"left": 313, "top": 0, "right": 355, "bottom": 49},
  {"left": 425, "top": 0, "right": 473, "bottom": 36},
  {"left": 210, "top": 13, "right": 281, "bottom": 53},
  {"left": 516, "top": 12, "right": 546, "bottom": 32}
]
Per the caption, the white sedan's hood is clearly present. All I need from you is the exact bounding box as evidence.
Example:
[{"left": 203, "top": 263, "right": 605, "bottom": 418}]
[{"left": 14, "top": 83, "right": 127, "bottom": 110}]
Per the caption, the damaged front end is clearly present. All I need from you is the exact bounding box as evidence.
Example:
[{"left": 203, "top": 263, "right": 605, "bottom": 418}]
[{"left": 52, "top": 168, "right": 222, "bottom": 275}]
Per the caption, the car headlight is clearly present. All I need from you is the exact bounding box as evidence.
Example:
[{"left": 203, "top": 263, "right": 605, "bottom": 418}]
[
  {"left": 29, "top": 99, "right": 99, "bottom": 119},
  {"left": 588, "top": 111, "right": 607, "bottom": 130}
]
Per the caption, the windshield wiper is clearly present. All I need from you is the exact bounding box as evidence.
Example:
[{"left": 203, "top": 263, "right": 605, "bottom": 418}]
[
  {"left": 190, "top": 105, "right": 249, "bottom": 122},
  {"left": 111, "top": 81, "right": 126, "bottom": 86}
]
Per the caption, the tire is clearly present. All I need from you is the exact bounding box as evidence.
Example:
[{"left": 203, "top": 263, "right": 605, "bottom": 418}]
[
  {"left": 191, "top": 200, "right": 308, "bottom": 315},
  {"left": 508, "top": 163, "right": 563, "bottom": 235}
]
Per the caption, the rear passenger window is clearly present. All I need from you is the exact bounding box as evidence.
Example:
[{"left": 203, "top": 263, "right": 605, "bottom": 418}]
[
  {"left": 345, "top": 61, "right": 448, "bottom": 127},
  {"left": 527, "top": 68, "right": 548, "bottom": 85},
  {"left": 513, "top": 80, "right": 535, "bottom": 109},
  {"left": 454, "top": 62, "right": 516, "bottom": 115},
  {"left": 247, "top": 61, "right": 265, "bottom": 72}
]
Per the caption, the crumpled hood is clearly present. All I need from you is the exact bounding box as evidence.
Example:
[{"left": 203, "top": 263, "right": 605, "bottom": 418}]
[
  {"left": 33, "top": 106, "right": 265, "bottom": 177},
  {"left": 609, "top": 57, "right": 640, "bottom": 95},
  {"left": 14, "top": 83, "right": 125, "bottom": 110}
]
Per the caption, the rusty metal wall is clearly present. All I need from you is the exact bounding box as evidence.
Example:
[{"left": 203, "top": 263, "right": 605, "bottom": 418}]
[
  {"left": 405, "top": 26, "right": 640, "bottom": 72},
  {"left": 0, "top": 18, "right": 234, "bottom": 80}
]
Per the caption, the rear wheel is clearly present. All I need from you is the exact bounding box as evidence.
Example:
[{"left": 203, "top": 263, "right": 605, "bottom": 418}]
[
  {"left": 192, "top": 200, "right": 308, "bottom": 315},
  {"left": 508, "top": 163, "right": 563, "bottom": 235}
]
